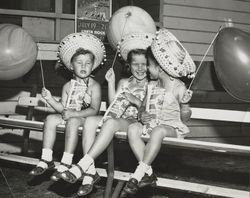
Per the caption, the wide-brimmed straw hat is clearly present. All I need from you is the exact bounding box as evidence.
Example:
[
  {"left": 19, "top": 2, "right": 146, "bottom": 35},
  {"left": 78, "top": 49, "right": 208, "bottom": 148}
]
[
  {"left": 117, "top": 32, "right": 155, "bottom": 61},
  {"left": 151, "top": 29, "right": 196, "bottom": 78},
  {"left": 57, "top": 32, "right": 106, "bottom": 71}
]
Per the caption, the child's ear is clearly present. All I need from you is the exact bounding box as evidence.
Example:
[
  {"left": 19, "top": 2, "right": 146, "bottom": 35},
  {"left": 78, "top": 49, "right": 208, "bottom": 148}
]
[{"left": 69, "top": 64, "right": 73, "bottom": 70}]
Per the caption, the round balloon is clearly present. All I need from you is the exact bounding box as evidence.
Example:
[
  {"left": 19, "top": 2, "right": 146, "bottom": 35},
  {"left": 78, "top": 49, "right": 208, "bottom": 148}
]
[
  {"left": 107, "top": 6, "right": 156, "bottom": 50},
  {"left": 0, "top": 24, "right": 37, "bottom": 80},
  {"left": 213, "top": 27, "right": 250, "bottom": 102}
]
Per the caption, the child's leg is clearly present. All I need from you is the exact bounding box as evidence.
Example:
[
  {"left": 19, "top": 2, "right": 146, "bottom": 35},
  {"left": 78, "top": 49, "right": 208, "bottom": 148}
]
[
  {"left": 51, "top": 117, "right": 84, "bottom": 181},
  {"left": 78, "top": 116, "right": 102, "bottom": 196},
  {"left": 127, "top": 122, "right": 156, "bottom": 187},
  {"left": 123, "top": 126, "right": 176, "bottom": 194},
  {"left": 42, "top": 114, "right": 63, "bottom": 150},
  {"left": 87, "top": 118, "right": 130, "bottom": 159},
  {"left": 127, "top": 122, "right": 145, "bottom": 161},
  {"left": 61, "top": 118, "right": 130, "bottom": 183},
  {"left": 82, "top": 116, "right": 103, "bottom": 156},
  {"left": 143, "top": 125, "right": 176, "bottom": 165},
  {"left": 30, "top": 114, "right": 62, "bottom": 176}
]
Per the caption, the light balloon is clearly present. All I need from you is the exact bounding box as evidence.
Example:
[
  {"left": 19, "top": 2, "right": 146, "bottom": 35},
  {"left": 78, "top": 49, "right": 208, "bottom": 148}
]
[
  {"left": 107, "top": 6, "right": 156, "bottom": 50},
  {"left": 0, "top": 24, "right": 37, "bottom": 80}
]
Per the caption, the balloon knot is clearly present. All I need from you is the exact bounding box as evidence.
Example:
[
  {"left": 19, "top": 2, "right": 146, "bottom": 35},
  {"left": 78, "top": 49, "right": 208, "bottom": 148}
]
[{"left": 125, "top": 12, "right": 132, "bottom": 18}]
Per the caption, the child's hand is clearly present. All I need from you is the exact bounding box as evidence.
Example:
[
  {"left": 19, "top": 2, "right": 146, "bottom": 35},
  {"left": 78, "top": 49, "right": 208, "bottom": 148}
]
[
  {"left": 181, "top": 89, "right": 193, "bottom": 104},
  {"left": 61, "top": 109, "right": 75, "bottom": 120},
  {"left": 105, "top": 68, "right": 115, "bottom": 83},
  {"left": 140, "top": 111, "right": 156, "bottom": 124},
  {"left": 41, "top": 88, "right": 52, "bottom": 101},
  {"left": 123, "top": 92, "right": 140, "bottom": 106}
]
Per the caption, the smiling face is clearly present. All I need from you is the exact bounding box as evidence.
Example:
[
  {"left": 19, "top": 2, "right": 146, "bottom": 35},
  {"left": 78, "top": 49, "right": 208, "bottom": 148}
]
[
  {"left": 129, "top": 54, "right": 147, "bottom": 81},
  {"left": 71, "top": 53, "right": 94, "bottom": 79}
]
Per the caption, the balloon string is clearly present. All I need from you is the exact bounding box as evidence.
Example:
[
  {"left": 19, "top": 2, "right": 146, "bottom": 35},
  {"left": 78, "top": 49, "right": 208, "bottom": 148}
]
[
  {"left": 38, "top": 44, "right": 46, "bottom": 89},
  {"left": 188, "top": 26, "right": 223, "bottom": 90},
  {"left": 0, "top": 168, "right": 15, "bottom": 198},
  {"left": 38, "top": 42, "right": 47, "bottom": 110},
  {"left": 111, "top": 12, "right": 130, "bottom": 68}
]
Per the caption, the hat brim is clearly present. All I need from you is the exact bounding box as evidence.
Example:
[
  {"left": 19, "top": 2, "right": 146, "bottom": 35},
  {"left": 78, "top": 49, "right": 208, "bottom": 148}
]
[
  {"left": 58, "top": 32, "right": 106, "bottom": 71},
  {"left": 151, "top": 29, "right": 196, "bottom": 78},
  {"left": 118, "top": 32, "right": 155, "bottom": 61}
]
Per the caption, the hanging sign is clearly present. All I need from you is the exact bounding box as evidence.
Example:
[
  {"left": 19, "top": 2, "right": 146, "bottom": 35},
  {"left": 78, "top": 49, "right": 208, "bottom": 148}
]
[{"left": 75, "top": 0, "right": 111, "bottom": 41}]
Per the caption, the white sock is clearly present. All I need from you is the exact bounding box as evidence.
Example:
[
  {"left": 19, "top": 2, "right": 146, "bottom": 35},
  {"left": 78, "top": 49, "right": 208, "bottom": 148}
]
[
  {"left": 57, "top": 152, "right": 73, "bottom": 172},
  {"left": 41, "top": 148, "right": 53, "bottom": 162},
  {"left": 82, "top": 163, "right": 96, "bottom": 185},
  {"left": 67, "top": 154, "right": 94, "bottom": 179},
  {"left": 132, "top": 161, "right": 150, "bottom": 182},
  {"left": 146, "top": 166, "right": 153, "bottom": 176},
  {"left": 78, "top": 154, "right": 94, "bottom": 172}
]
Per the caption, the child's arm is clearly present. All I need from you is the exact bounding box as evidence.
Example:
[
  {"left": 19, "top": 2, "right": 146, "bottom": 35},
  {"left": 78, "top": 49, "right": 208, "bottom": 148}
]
[
  {"left": 177, "top": 85, "right": 193, "bottom": 122},
  {"left": 62, "top": 82, "right": 102, "bottom": 119},
  {"left": 105, "top": 68, "right": 117, "bottom": 104},
  {"left": 42, "top": 83, "right": 68, "bottom": 113}
]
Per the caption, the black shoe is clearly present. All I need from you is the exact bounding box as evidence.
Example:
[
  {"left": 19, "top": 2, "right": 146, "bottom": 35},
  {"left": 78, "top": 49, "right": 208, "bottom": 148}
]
[
  {"left": 77, "top": 172, "right": 101, "bottom": 196},
  {"left": 123, "top": 178, "right": 139, "bottom": 195},
  {"left": 138, "top": 173, "right": 157, "bottom": 188},
  {"left": 29, "top": 159, "right": 55, "bottom": 176},
  {"left": 50, "top": 163, "right": 71, "bottom": 181}
]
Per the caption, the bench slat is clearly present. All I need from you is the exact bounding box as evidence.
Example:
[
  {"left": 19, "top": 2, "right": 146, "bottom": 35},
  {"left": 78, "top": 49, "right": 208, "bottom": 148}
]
[{"left": 1, "top": 117, "right": 250, "bottom": 155}]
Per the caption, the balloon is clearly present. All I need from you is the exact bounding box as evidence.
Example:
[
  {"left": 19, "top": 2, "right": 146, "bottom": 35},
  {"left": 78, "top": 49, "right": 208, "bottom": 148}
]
[
  {"left": 0, "top": 24, "right": 37, "bottom": 80},
  {"left": 213, "top": 27, "right": 250, "bottom": 102},
  {"left": 107, "top": 6, "right": 156, "bottom": 50}
]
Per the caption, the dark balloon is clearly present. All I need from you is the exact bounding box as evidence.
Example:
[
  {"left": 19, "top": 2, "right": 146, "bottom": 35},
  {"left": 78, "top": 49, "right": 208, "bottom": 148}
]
[{"left": 213, "top": 27, "right": 250, "bottom": 102}]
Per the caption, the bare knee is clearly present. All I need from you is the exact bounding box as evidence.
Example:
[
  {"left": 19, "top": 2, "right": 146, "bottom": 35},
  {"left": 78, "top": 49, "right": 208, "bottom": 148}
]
[
  {"left": 128, "top": 122, "right": 142, "bottom": 141},
  {"left": 150, "top": 126, "right": 169, "bottom": 143},
  {"left": 44, "top": 114, "right": 61, "bottom": 128},
  {"left": 67, "top": 117, "right": 82, "bottom": 128},
  {"left": 84, "top": 116, "right": 100, "bottom": 130},
  {"left": 101, "top": 118, "right": 119, "bottom": 135}
]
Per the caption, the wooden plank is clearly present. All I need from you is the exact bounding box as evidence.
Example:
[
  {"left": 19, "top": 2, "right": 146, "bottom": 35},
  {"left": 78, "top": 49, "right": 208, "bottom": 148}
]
[
  {"left": 191, "top": 108, "right": 250, "bottom": 123},
  {"left": 163, "top": 5, "right": 250, "bottom": 24},
  {"left": 163, "top": 17, "right": 250, "bottom": 33},
  {"left": 1, "top": 117, "right": 250, "bottom": 155},
  {"left": 115, "top": 131, "right": 250, "bottom": 155},
  {"left": 164, "top": 0, "right": 250, "bottom": 12},
  {"left": 0, "top": 153, "right": 248, "bottom": 198}
]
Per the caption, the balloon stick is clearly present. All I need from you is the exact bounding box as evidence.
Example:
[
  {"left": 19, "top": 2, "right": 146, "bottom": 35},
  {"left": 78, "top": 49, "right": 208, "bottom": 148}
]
[
  {"left": 110, "top": 12, "right": 131, "bottom": 69},
  {"left": 188, "top": 26, "right": 223, "bottom": 90}
]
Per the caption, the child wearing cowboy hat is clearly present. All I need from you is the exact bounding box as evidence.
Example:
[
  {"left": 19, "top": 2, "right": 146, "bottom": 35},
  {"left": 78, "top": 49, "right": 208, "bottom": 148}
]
[
  {"left": 59, "top": 32, "right": 155, "bottom": 196},
  {"left": 29, "top": 32, "right": 106, "bottom": 182},
  {"left": 121, "top": 28, "right": 196, "bottom": 196}
]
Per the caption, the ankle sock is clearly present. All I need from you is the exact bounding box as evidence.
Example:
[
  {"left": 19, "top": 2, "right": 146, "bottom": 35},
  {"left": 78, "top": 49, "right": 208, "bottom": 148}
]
[
  {"left": 57, "top": 152, "right": 73, "bottom": 172},
  {"left": 146, "top": 166, "right": 153, "bottom": 176},
  {"left": 132, "top": 161, "right": 150, "bottom": 182},
  {"left": 41, "top": 148, "right": 53, "bottom": 162},
  {"left": 78, "top": 154, "right": 94, "bottom": 172},
  {"left": 68, "top": 154, "right": 94, "bottom": 179}
]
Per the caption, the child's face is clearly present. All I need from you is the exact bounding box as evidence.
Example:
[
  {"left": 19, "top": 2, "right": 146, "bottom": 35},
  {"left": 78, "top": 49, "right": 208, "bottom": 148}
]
[
  {"left": 147, "top": 58, "right": 160, "bottom": 80},
  {"left": 130, "top": 54, "right": 147, "bottom": 81},
  {"left": 71, "top": 54, "right": 94, "bottom": 79}
]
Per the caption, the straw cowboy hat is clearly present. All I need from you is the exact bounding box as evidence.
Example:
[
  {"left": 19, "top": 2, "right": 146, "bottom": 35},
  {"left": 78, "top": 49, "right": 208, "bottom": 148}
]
[
  {"left": 151, "top": 28, "right": 196, "bottom": 78},
  {"left": 118, "top": 32, "right": 155, "bottom": 61},
  {"left": 57, "top": 32, "right": 106, "bottom": 71}
]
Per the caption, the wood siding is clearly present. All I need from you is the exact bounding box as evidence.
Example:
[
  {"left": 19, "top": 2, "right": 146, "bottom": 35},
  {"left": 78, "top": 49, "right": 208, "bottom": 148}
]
[{"left": 162, "top": 0, "right": 250, "bottom": 61}]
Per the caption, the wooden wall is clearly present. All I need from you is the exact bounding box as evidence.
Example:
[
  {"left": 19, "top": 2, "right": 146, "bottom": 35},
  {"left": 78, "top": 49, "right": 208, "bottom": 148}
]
[{"left": 162, "top": 0, "right": 250, "bottom": 61}]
